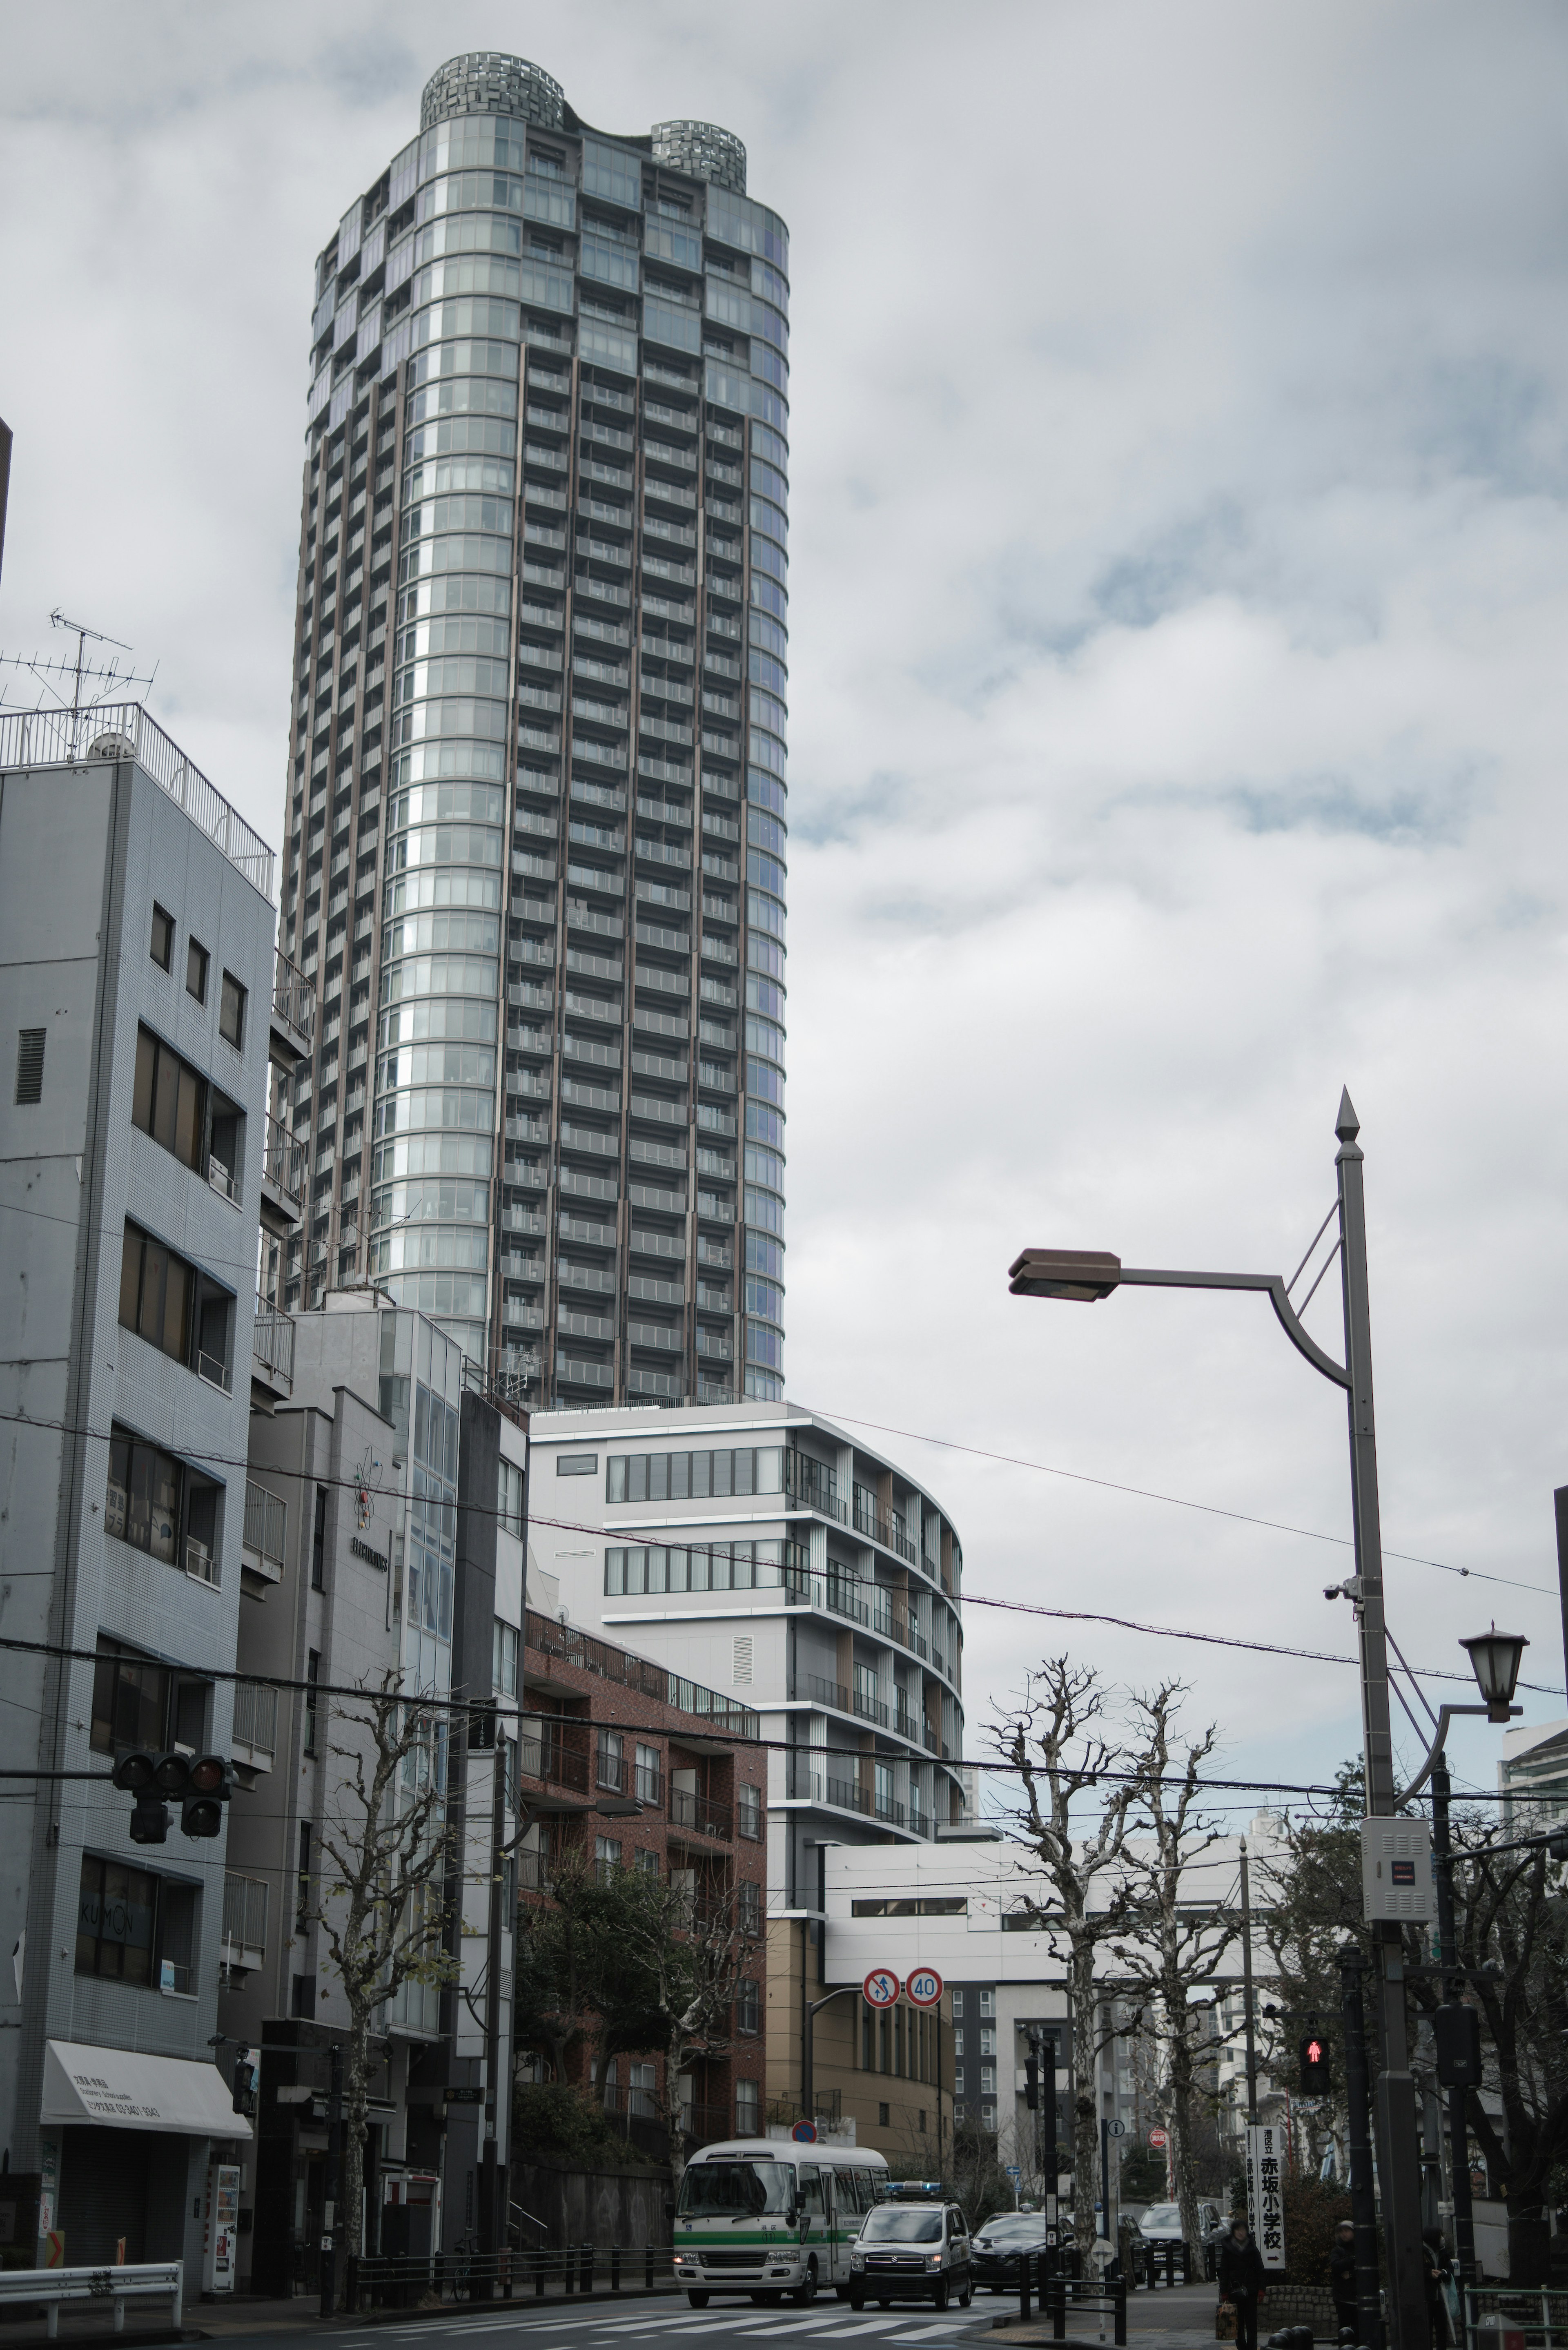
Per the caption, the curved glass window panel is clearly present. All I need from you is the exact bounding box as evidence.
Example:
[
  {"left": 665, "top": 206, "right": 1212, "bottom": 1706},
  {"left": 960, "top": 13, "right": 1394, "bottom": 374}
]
[
  {"left": 751, "top": 258, "right": 789, "bottom": 313},
  {"left": 708, "top": 190, "right": 789, "bottom": 274},
  {"left": 379, "top": 999, "right": 498, "bottom": 1048},
  {"left": 403, "top": 491, "right": 514, "bottom": 538},
  {"left": 744, "top": 1012, "right": 784, "bottom": 1061},
  {"left": 397, "top": 613, "right": 512, "bottom": 661},
  {"left": 383, "top": 909, "right": 500, "bottom": 955},
  {"left": 751, "top": 422, "right": 788, "bottom": 471},
  {"left": 379, "top": 952, "right": 500, "bottom": 1004},
  {"left": 405, "top": 455, "right": 515, "bottom": 500},
  {"left": 391, "top": 780, "right": 508, "bottom": 827},
  {"left": 746, "top": 1055, "right": 785, "bottom": 1108},
  {"left": 414, "top": 214, "right": 524, "bottom": 264},
  {"left": 421, "top": 168, "right": 526, "bottom": 219},
  {"left": 372, "top": 1132, "right": 493, "bottom": 1186},
  {"left": 748, "top": 649, "right": 787, "bottom": 697},
  {"left": 746, "top": 809, "right": 786, "bottom": 859},
  {"left": 749, "top": 458, "right": 788, "bottom": 508},
  {"left": 748, "top": 689, "right": 787, "bottom": 741},
  {"left": 406, "top": 367, "right": 519, "bottom": 421},
  {"left": 395, "top": 655, "right": 512, "bottom": 703},
  {"left": 371, "top": 1222, "right": 492, "bottom": 1272},
  {"left": 748, "top": 497, "right": 787, "bottom": 551},
  {"left": 751, "top": 341, "right": 788, "bottom": 392},
  {"left": 383, "top": 868, "right": 504, "bottom": 916},
  {"left": 377, "top": 1042, "right": 497, "bottom": 1088},
  {"left": 373, "top": 1085, "right": 496, "bottom": 1136},
  {"left": 374, "top": 1175, "right": 490, "bottom": 1227},
  {"left": 405, "top": 414, "right": 517, "bottom": 464},
  {"left": 380, "top": 1269, "right": 491, "bottom": 1317},
  {"left": 420, "top": 121, "right": 528, "bottom": 179},
  {"left": 394, "top": 702, "right": 511, "bottom": 749},
  {"left": 748, "top": 610, "right": 788, "bottom": 663}
]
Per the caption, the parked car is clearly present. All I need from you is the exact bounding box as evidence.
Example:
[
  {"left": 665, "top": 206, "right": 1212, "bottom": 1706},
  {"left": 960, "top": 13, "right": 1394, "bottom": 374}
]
[
  {"left": 1138, "top": 2200, "right": 1226, "bottom": 2252},
  {"left": 971, "top": 2212, "right": 1057, "bottom": 2294},
  {"left": 849, "top": 2199, "right": 974, "bottom": 2310}
]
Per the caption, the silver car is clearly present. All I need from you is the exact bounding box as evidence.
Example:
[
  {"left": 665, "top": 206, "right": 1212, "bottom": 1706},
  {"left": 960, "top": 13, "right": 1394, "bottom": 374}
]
[{"left": 849, "top": 2201, "right": 974, "bottom": 2311}]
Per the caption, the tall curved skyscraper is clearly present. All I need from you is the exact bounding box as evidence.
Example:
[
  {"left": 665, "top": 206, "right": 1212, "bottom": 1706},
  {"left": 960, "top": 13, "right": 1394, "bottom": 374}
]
[{"left": 276, "top": 52, "right": 788, "bottom": 1409}]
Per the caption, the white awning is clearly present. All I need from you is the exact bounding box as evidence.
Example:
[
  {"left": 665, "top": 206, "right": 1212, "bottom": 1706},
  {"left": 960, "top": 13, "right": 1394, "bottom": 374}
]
[{"left": 41, "top": 2040, "right": 253, "bottom": 2140}]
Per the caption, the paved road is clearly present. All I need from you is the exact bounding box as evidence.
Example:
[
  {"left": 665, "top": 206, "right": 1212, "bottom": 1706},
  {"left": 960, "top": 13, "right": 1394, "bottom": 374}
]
[{"left": 200, "top": 2295, "right": 994, "bottom": 2350}]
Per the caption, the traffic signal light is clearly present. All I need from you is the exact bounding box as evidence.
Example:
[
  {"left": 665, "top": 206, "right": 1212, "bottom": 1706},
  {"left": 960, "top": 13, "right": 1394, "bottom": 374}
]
[
  {"left": 1299, "top": 2033, "right": 1331, "bottom": 2096},
  {"left": 232, "top": 2047, "right": 258, "bottom": 2117},
  {"left": 111, "top": 1752, "right": 170, "bottom": 1844},
  {"left": 1434, "top": 2004, "right": 1483, "bottom": 2089},
  {"left": 1025, "top": 2056, "right": 1039, "bottom": 2110},
  {"left": 180, "top": 1756, "right": 234, "bottom": 1840},
  {"left": 110, "top": 1752, "right": 232, "bottom": 1840}
]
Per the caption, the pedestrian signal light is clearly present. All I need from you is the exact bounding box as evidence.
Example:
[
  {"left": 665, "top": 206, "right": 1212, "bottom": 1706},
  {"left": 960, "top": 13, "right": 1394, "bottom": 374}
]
[
  {"left": 1299, "top": 2033, "right": 1331, "bottom": 2096},
  {"left": 1025, "top": 2056, "right": 1039, "bottom": 2110},
  {"left": 1433, "top": 2004, "right": 1482, "bottom": 2089}
]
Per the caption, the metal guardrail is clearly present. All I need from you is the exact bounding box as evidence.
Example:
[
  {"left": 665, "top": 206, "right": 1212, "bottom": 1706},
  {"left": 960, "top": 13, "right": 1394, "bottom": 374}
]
[
  {"left": 232, "top": 1677, "right": 279, "bottom": 1758},
  {"left": 0, "top": 2259, "right": 183, "bottom": 2338},
  {"left": 346, "top": 2244, "right": 670, "bottom": 2311},
  {"left": 263, "top": 1112, "right": 305, "bottom": 1211},
  {"left": 273, "top": 948, "right": 316, "bottom": 1046},
  {"left": 0, "top": 702, "right": 273, "bottom": 896},
  {"left": 1466, "top": 2286, "right": 1568, "bottom": 2350},
  {"left": 252, "top": 1299, "right": 296, "bottom": 1387}
]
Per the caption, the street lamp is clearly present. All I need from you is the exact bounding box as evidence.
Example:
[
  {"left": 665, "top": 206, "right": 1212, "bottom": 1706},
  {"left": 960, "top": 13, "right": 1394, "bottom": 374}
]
[
  {"left": 1009, "top": 1089, "right": 1424, "bottom": 2350},
  {"left": 1458, "top": 1629, "right": 1529, "bottom": 1722}
]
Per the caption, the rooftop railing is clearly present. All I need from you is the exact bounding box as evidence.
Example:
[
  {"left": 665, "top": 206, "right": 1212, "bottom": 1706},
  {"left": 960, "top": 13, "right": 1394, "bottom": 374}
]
[{"left": 0, "top": 704, "right": 274, "bottom": 896}]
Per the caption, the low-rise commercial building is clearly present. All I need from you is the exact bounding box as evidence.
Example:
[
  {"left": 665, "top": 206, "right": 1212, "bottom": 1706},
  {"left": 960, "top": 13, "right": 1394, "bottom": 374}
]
[{"left": 0, "top": 706, "right": 306, "bottom": 2271}]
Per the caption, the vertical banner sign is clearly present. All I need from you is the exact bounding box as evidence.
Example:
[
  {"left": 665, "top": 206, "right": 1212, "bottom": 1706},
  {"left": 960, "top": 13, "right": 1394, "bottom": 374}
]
[{"left": 1246, "top": 2124, "right": 1287, "bottom": 2270}]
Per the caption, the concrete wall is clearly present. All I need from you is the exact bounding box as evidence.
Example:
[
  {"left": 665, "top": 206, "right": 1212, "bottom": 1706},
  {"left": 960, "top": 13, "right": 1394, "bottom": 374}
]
[{"left": 512, "top": 2158, "right": 672, "bottom": 2251}]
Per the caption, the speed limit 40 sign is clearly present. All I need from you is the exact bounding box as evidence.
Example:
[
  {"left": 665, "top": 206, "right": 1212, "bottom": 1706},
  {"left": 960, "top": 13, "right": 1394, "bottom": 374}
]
[
  {"left": 862, "top": 1968, "right": 899, "bottom": 2008},
  {"left": 905, "top": 1968, "right": 943, "bottom": 2009}
]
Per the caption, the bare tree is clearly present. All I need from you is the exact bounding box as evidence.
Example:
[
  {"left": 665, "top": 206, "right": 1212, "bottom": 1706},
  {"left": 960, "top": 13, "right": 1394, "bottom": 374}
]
[
  {"left": 610, "top": 1873, "right": 760, "bottom": 2185},
  {"left": 311, "top": 1674, "right": 457, "bottom": 2295},
  {"left": 996, "top": 1658, "right": 1141, "bottom": 2258},
  {"left": 1108, "top": 1683, "right": 1235, "bottom": 2261}
]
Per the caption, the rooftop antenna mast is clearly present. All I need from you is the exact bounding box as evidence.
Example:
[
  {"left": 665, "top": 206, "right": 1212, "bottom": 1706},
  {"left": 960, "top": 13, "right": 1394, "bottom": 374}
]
[{"left": 0, "top": 611, "right": 157, "bottom": 746}]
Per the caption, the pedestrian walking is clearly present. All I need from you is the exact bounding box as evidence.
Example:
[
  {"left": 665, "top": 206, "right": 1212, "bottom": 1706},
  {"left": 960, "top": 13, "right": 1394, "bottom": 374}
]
[
  {"left": 1217, "top": 2217, "right": 1267, "bottom": 2350},
  {"left": 1330, "top": 2218, "right": 1359, "bottom": 2341}
]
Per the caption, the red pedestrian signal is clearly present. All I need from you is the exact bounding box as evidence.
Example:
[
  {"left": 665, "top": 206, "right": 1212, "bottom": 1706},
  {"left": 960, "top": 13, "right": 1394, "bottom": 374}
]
[{"left": 1299, "top": 2033, "right": 1330, "bottom": 2096}]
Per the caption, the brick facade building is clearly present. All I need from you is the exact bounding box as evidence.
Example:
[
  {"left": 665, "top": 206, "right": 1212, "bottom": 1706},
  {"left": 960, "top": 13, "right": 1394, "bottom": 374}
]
[{"left": 515, "top": 1610, "right": 767, "bottom": 2145}]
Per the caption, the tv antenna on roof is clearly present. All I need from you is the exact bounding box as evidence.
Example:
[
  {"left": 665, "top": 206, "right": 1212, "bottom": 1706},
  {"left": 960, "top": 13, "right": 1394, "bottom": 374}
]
[{"left": 0, "top": 609, "right": 157, "bottom": 735}]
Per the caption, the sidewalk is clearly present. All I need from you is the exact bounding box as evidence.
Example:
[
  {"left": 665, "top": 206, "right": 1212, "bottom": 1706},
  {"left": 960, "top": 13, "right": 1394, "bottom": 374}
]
[{"left": 988, "top": 2280, "right": 1219, "bottom": 2347}]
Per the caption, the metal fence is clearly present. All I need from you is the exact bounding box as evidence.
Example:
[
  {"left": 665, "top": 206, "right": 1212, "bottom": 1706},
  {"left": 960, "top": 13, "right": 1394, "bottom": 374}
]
[
  {"left": 232, "top": 1677, "right": 280, "bottom": 1761},
  {"left": 252, "top": 1300, "right": 295, "bottom": 1388},
  {"left": 243, "top": 1480, "right": 287, "bottom": 1578},
  {"left": 0, "top": 703, "right": 274, "bottom": 896},
  {"left": 1465, "top": 2287, "right": 1568, "bottom": 2350},
  {"left": 273, "top": 948, "right": 316, "bottom": 1045},
  {"left": 346, "top": 2244, "right": 671, "bottom": 2312},
  {"left": 222, "top": 1872, "right": 268, "bottom": 1960}
]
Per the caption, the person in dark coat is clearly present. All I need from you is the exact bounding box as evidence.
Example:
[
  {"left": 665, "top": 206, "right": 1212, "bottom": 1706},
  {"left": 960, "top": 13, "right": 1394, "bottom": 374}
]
[
  {"left": 1330, "top": 2218, "right": 1359, "bottom": 2340},
  {"left": 1218, "top": 2217, "right": 1267, "bottom": 2350}
]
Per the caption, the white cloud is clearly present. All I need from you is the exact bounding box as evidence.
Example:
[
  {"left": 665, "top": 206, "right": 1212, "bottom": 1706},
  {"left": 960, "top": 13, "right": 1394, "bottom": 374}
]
[{"left": 4, "top": 0, "right": 1566, "bottom": 1815}]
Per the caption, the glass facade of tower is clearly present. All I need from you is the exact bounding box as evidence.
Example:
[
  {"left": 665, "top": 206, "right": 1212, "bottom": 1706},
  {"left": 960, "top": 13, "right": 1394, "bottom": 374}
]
[{"left": 276, "top": 52, "right": 788, "bottom": 1409}]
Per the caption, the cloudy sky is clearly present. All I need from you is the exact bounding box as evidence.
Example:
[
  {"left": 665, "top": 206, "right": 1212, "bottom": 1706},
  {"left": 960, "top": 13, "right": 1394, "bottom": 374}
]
[{"left": 5, "top": 0, "right": 1567, "bottom": 1824}]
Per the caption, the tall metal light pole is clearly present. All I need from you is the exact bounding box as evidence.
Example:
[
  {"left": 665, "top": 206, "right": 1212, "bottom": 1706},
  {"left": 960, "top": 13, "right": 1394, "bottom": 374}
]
[
  {"left": 1009, "top": 1090, "right": 1427, "bottom": 2350},
  {"left": 1238, "top": 1839, "right": 1259, "bottom": 2127}
]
